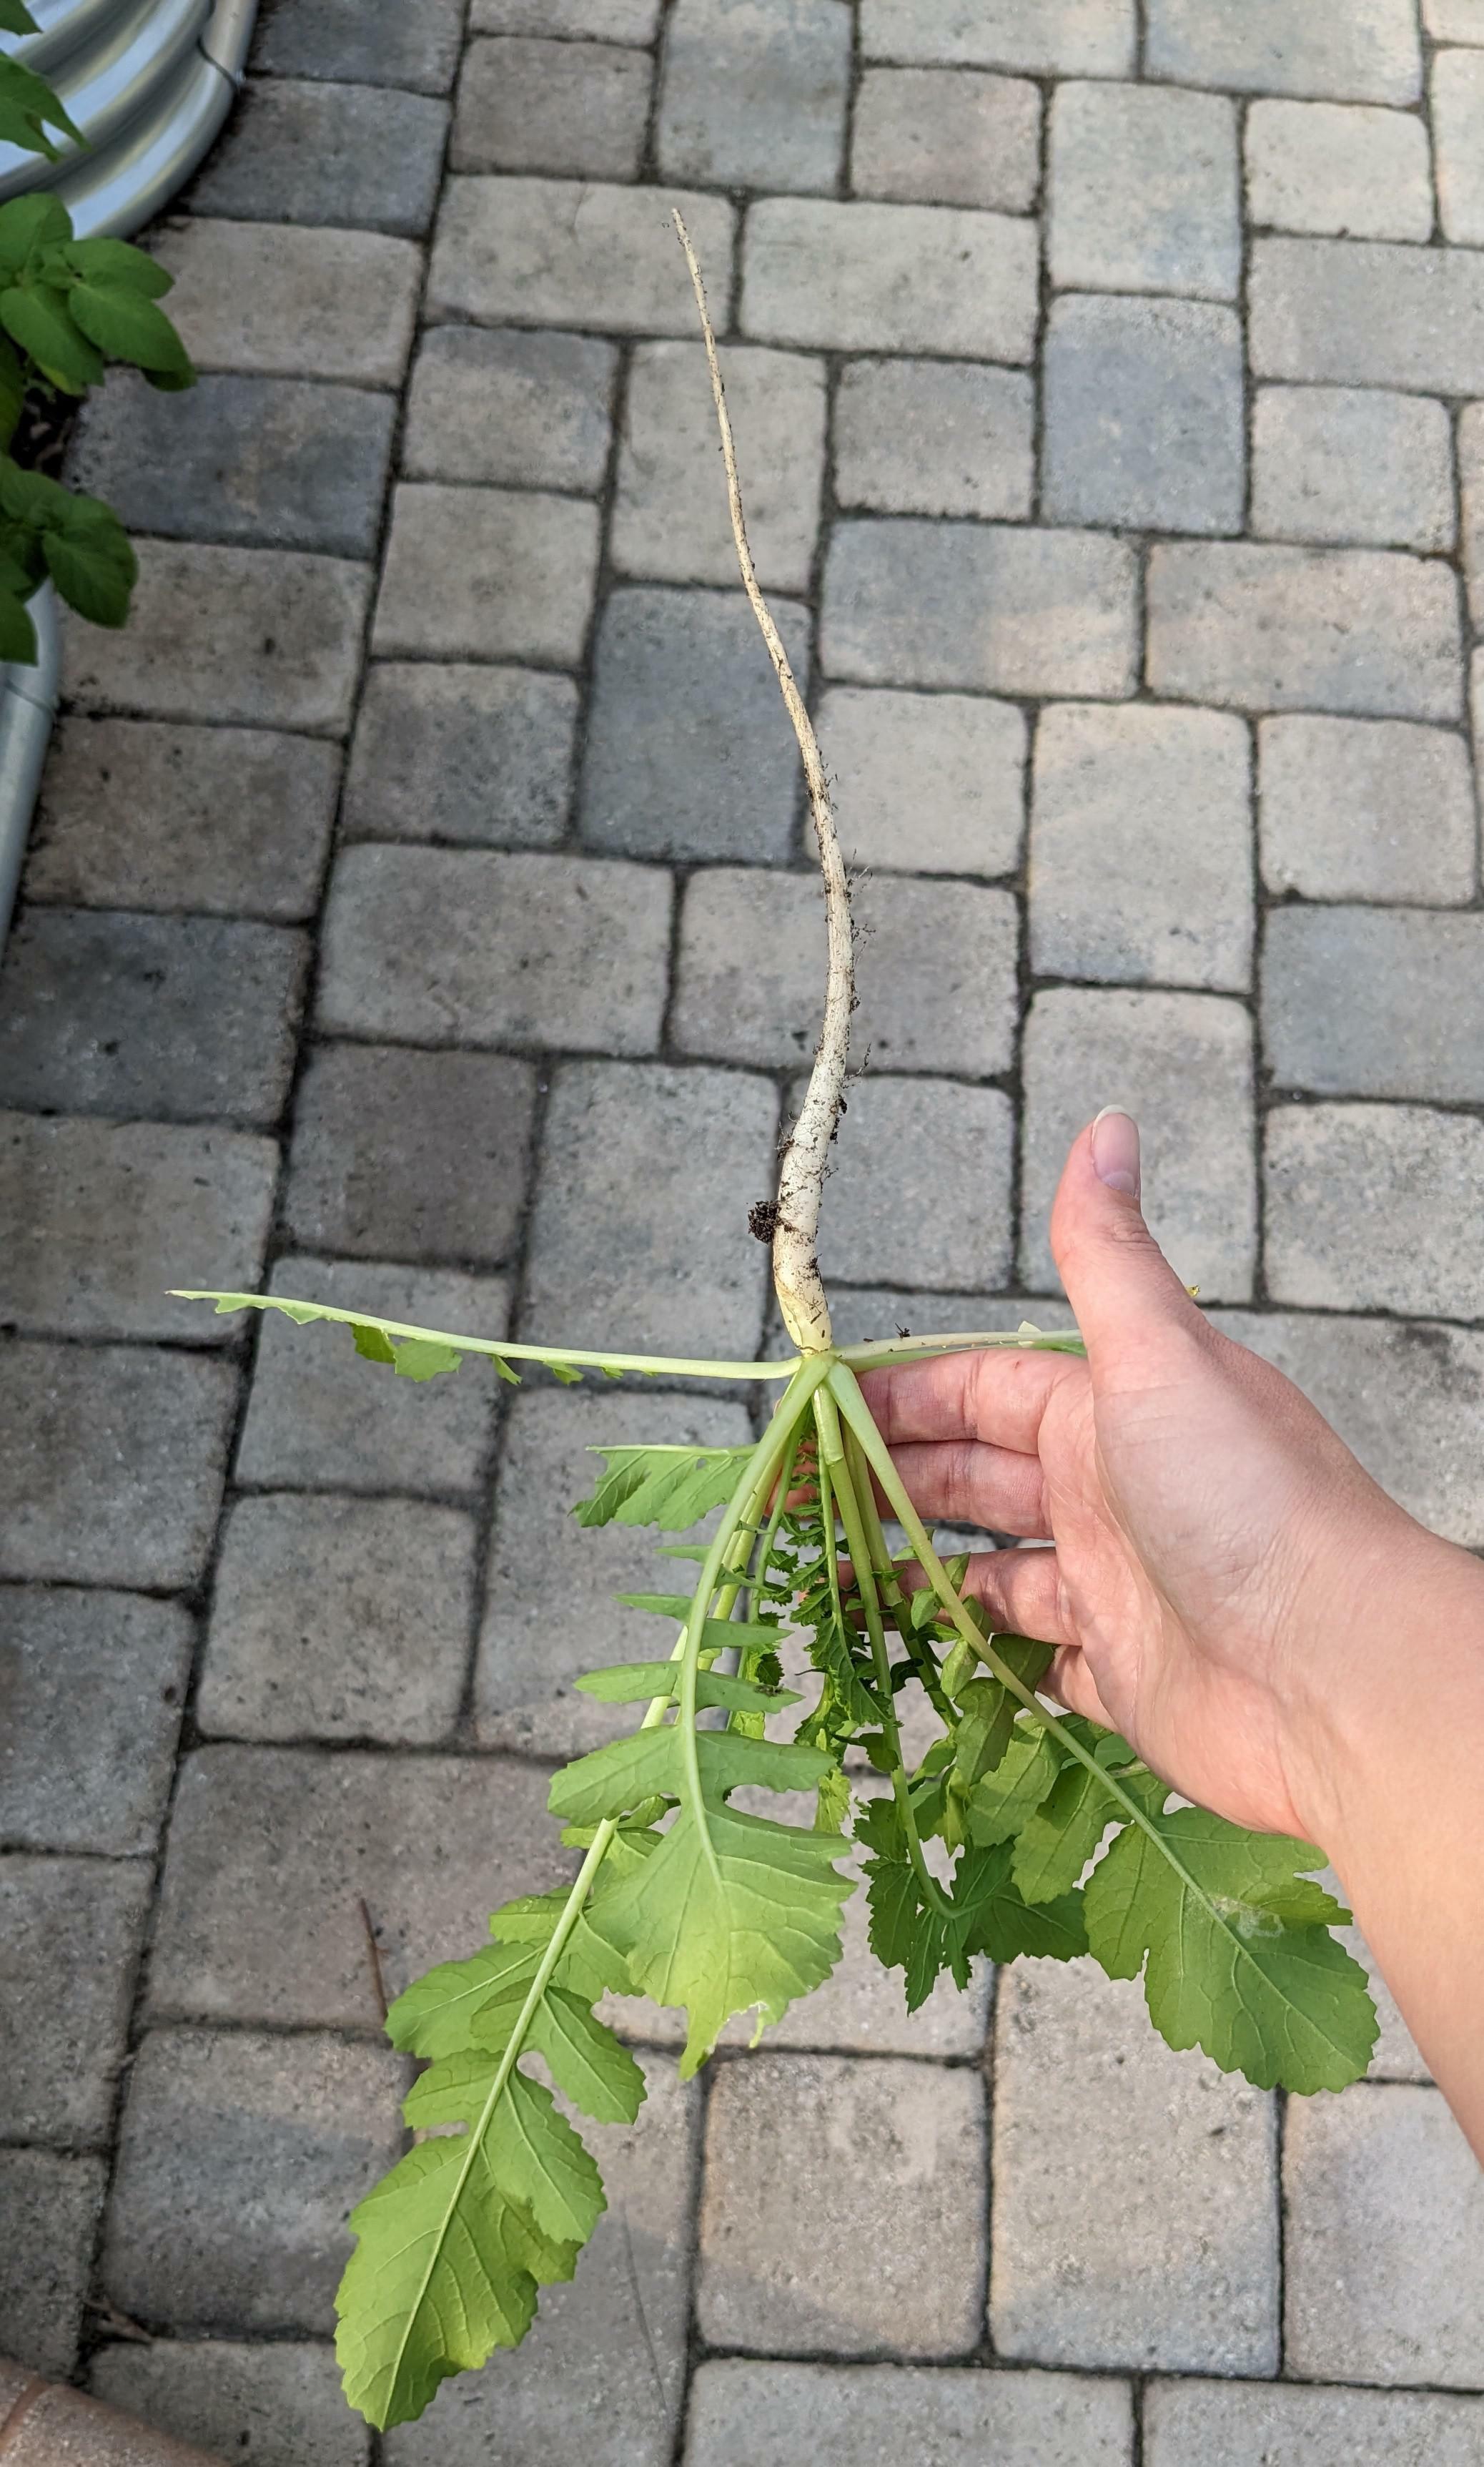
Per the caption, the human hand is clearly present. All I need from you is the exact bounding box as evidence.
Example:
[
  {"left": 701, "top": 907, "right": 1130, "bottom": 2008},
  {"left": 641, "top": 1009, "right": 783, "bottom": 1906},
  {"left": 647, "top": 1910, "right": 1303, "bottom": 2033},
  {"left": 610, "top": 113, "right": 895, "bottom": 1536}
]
[{"left": 860, "top": 1110, "right": 1460, "bottom": 1847}]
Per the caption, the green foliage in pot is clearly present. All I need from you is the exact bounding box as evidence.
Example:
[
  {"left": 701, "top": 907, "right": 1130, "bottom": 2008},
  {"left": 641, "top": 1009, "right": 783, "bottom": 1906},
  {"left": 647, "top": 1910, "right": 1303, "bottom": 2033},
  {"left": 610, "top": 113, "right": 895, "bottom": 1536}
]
[{"left": 0, "top": 0, "right": 196, "bottom": 659}]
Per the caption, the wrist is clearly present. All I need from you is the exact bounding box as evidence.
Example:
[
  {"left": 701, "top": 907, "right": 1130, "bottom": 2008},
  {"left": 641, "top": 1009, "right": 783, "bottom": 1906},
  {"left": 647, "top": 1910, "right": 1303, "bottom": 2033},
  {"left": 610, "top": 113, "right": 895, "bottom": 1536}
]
[{"left": 1290, "top": 1516, "right": 1484, "bottom": 1877}]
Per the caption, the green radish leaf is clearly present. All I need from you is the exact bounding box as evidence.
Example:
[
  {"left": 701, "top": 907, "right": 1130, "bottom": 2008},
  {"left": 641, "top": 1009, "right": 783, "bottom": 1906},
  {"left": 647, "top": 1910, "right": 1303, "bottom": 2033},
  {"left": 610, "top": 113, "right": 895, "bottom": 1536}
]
[
  {"left": 0, "top": 282, "right": 100, "bottom": 389},
  {"left": 468, "top": 1982, "right": 646, "bottom": 2125},
  {"left": 548, "top": 1723, "right": 833, "bottom": 1827},
  {"left": 352, "top": 1322, "right": 396, "bottom": 1365},
  {"left": 613, "top": 1594, "right": 780, "bottom": 1650},
  {"left": 0, "top": 3, "right": 40, "bottom": 36},
  {"left": 391, "top": 1338, "right": 460, "bottom": 1382},
  {"left": 964, "top": 1723, "right": 1062, "bottom": 1846},
  {"left": 573, "top": 1443, "right": 756, "bottom": 1530},
  {"left": 587, "top": 1798, "right": 852, "bottom": 2075},
  {"left": 858, "top": 1796, "right": 1086, "bottom": 2011},
  {"left": 1012, "top": 1745, "right": 1164, "bottom": 1904},
  {"left": 574, "top": 1659, "right": 801, "bottom": 1712},
  {"left": 1084, "top": 1803, "right": 1375, "bottom": 2092},
  {"left": 336, "top": 2065, "right": 600, "bottom": 2428}
]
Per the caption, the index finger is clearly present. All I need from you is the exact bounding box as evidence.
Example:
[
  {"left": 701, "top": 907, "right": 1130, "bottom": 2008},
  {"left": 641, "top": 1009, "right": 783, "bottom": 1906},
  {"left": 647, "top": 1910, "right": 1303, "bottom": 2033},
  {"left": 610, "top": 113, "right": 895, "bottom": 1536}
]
[{"left": 857, "top": 1344, "right": 1085, "bottom": 1457}]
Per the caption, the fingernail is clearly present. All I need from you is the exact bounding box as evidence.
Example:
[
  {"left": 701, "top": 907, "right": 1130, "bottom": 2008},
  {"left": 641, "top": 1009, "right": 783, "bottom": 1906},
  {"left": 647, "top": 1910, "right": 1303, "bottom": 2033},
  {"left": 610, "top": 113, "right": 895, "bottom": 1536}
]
[{"left": 1092, "top": 1106, "right": 1140, "bottom": 1198}]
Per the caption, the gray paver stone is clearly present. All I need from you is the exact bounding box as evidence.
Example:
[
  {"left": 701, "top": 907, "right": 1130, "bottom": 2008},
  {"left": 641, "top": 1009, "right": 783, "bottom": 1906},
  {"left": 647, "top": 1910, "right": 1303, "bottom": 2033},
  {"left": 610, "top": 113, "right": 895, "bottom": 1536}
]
[
  {"left": 384, "top": 2055, "right": 696, "bottom": 2467},
  {"left": 520, "top": 1061, "right": 776, "bottom": 1359},
  {"left": 1146, "top": 543, "right": 1462, "bottom": 722},
  {"left": 429, "top": 177, "right": 734, "bottom": 333},
  {"left": 1257, "top": 714, "right": 1476, "bottom": 905},
  {"left": 1210, "top": 1310, "right": 1484, "bottom": 1550},
  {"left": 1265, "top": 1103, "right": 1484, "bottom": 1318},
  {"left": 453, "top": 36, "right": 651, "bottom": 179},
  {"left": 1459, "top": 403, "right": 1484, "bottom": 629},
  {"left": 658, "top": 0, "right": 849, "bottom": 191},
  {"left": 0, "top": 1856, "right": 150, "bottom": 2144},
  {"left": 811, "top": 1074, "right": 1015, "bottom": 1289},
  {"left": 1244, "top": 99, "right": 1433, "bottom": 240},
  {"left": 0, "top": 1115, "right": 276, "bottom": 1343},
  {"left": 1021, "top": 989, "right": 1255, "bottom": 1299},
  {"left": 344, "top": 664, "right": 576, "bottom": 848},
  {"left": 1433, "top": 48, "right": 1484, "bottom": 245},
  {"left": 0, "top": 1341, "right": 235, "bottom": 1587},
  {"left": 859, "top": 0, "right": 1134, "bottom": 74},
  {"left": 69, "top": 373, "right": 395, "bottom": 560},
  {"left": 475, "top": 1388, "right": 753, "bottom": 1756},
  {"left": 283, "top": 1042, "right": 536, "bottom": 1266},
  {"left": 1049, "top": 80, "right": 1239, "bottom": 297},
  {"left": 92, "top": 2344, "right": 365, "bottom": 2467},
  {"left": 743, "top": 197, "right": 1038, "bottom": 358},
  {"left": 0, "top": 2150, "right": 107, "bottom": 2377},
  {"left": 1250, "top": 236, "right": 1484, "bottom": 395},
  {"left": 675, "top": 867, "right": 1019, "bottom": 1074},
  {"left": 613, "top": 341, "right": 826, "bottom": 591},
  {"left": 580, "top": 587, "right": 808, "bottom": 860},
  {"left": 0, "top": 909, "right": 305, "bottom": 1125},
  {"left": 685, "top": 2360, "right": 1134, "bottom": 2466},
  {"left": 252, "top": 0, "right": 463, "bottom": 88},
  {"left": 851, "top": 67, "right": 1040, "bottom": 210},
  {"left": 29, "top": 718, "right": 340, "bottom": 920},
  {"left": 320, "top": 848, "right": 666, "bottom": 1050},
  {"left": 822, "top": 521, "right": 1138, "bottom": 698},
  {"left": 1427, "top": 0, "right": 1484, "bottom": 33},
  {"left": 104, "top": 2029, "right": 406, "bottom": 2333},
  {"left": 0, "top": 1588, "right": 192, "bottom": 1856},
  {"left": 192, "top": 78, "right": 447, "bottom": 234},
  {"left": 237, "top": 1258, "right": 510, "bottom": 1497},
  {"left": 1029, "top": 702, "right": 1252, "bottom": 990},
  {"left": 1252, "top": 386, "right": 1454, "bottom": 551},
  {"left": 318, "top": 846, "right": 670, "bottom": 1055},
  {"left": 149, "top": 1748, "right": 570, "bottom": 2027},
  {"left": 475, "top": 0, "right": 655, "bottom": 23},
  {"left": 150, "top": 220, "right": 422, "bottom": 387},
  {"left": 991, "top": 1961, "right": 1278, "bottom": 2372},
  {"left": 833, "top": 358, "right": 1034, "bottom": 521},
  {"left": 1145, "top": 0, "right": 1421, "bottom": 100},
  {"left": 1145, "top": 2377, "right": 1484, "bottom": 2466},
  {"left": 63, "top": 541, "right": 370, "bottom": 733},
  {"left": 1042, "top": 294, "right": 1245, "bottom": 534},
  {"left": 698, "top": 2053, "right": 986, "bottom": 2355},
  {"left": 818, "top": 685, "right": 1026, "bottom": 876},
  {"left": 197, "top": 1492, "right": 476, "bottom": 1745},
  {"left": 1264, "top": 908, "right": 1484, "bottom": 1100},
  {"left": 373, "top": 483, "right": 600, "bottom": 665},
  {"left": 1285, "top": 2084, "right": 1484, "bottom": 2386},
  {"left": 403, "top": 327, "right": 615, "bottom": 491}
]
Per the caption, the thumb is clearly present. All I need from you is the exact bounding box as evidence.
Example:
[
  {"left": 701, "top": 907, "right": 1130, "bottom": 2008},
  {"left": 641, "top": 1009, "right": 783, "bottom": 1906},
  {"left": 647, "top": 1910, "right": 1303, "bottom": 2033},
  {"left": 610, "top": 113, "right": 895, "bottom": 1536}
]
[{"left": 1049, "top": 1110, "right": 1204, "bottom": 1361}]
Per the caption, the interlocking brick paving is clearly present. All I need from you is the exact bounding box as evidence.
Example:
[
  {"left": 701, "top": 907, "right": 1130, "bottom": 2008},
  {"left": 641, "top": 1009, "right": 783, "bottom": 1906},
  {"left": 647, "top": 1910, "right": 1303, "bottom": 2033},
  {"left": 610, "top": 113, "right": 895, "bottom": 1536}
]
[{"left": 2, "top": 1, "right": 1483, "bottom": 2456}]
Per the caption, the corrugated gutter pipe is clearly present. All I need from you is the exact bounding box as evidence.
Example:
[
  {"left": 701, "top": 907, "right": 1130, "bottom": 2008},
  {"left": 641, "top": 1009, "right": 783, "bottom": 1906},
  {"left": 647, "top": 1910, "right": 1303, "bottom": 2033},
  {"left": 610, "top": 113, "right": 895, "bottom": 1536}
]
[{"left": 0, "top": 0, "right": 259, "bottom": 944}]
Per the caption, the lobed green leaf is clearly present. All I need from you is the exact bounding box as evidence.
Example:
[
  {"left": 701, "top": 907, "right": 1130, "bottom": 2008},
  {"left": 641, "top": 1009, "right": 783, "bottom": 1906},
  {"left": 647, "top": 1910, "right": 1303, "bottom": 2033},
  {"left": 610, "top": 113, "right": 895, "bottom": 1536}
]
[
  {"left": 548, "top": 1722, "right": 833, "bottom": 1827},
  {"left": 575, "top": 1658, "right": 800, "bottom": 1712},
  {"left": 1084, "top": 1803, "right": 1375, "bottom": 2093},
  {"left": 573, "top": 1444, "right": 756, "bottom": 1530}
]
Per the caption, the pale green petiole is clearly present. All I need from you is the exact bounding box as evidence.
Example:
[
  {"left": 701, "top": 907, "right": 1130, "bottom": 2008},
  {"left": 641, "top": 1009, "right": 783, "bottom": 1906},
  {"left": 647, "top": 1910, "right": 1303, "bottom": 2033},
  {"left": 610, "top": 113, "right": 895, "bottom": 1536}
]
[
  {"left": 173, "top": 1291, "right": 1084, "bottom": 1383},
  {"left": 826, "top": 1361, "right": 1171, "bottom": 1852}
]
